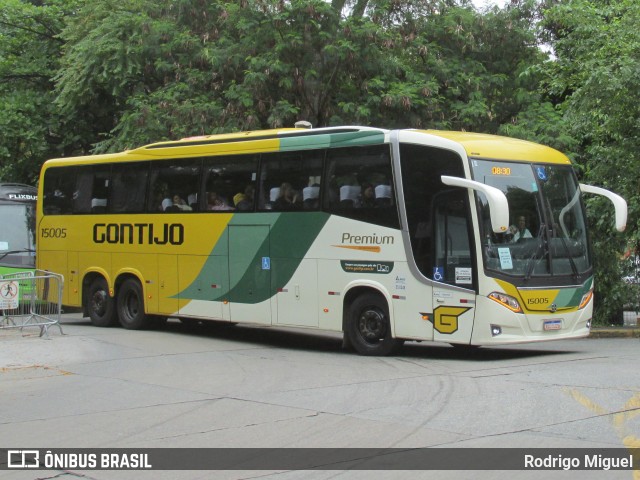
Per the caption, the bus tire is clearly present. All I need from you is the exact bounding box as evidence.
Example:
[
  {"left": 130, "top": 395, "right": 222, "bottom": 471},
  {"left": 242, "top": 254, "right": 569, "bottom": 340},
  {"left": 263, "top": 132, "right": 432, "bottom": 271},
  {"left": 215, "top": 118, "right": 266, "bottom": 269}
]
[
  {"left": 347, "top": 293, "right": 404, "bottom": 356},
  {"left": 87, "top": 277, "right": 117, "bottom": 327},
  {"left": 117, "top": 279, "right": 150, "bottom": 330}
]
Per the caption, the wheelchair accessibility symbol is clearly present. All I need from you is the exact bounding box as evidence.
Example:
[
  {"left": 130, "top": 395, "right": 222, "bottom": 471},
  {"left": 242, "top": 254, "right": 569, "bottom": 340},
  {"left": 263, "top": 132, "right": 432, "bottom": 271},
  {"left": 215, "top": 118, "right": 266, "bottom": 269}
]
[
  {"left": 433, "top": 267, "right": 444, "bottom": 282},
  {"left": 536, "top": 166, "right": 548, "bottom": 181}
]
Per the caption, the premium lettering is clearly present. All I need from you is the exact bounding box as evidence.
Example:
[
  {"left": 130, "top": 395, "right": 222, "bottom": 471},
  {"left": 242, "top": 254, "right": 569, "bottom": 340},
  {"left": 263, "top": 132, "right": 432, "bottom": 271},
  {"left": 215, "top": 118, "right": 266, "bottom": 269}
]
[
  {"left": 341, "top": 232, "right": 394, "bottom": 245},
  {"left": 93, "top": 223, "right": 184, "bottom": 245}
]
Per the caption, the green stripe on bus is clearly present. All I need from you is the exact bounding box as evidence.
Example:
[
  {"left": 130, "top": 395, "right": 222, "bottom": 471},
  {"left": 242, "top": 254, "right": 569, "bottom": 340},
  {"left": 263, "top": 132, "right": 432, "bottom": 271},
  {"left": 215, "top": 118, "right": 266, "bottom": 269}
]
[
  {"left": 279, "top": 131, "right": 385, "bottom": 151},
  {"left": 553, "top": 276, "right": 593, "bottom": 308},
  {"left": 178, "top": 212, "right": 330, "bottom": 304}
]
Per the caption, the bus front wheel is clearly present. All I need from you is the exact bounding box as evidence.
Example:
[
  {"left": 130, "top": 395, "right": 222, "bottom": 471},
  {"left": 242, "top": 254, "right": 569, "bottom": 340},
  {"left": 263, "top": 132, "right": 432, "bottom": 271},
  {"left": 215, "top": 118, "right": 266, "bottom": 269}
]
[
  {"left": 347, "top": 293, "right": 404, "bottom": 356},
  {"left": 87, "top": 278, "right": 117, "bottom": 327},
  {"left": 117, "top": 279, "right": 150, "bottom": 330}
]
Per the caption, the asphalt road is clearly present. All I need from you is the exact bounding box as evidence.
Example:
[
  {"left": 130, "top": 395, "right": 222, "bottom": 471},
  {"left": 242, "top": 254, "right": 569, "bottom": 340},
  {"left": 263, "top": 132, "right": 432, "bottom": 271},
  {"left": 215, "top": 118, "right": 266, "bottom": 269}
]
[{"left": 1, "top": 314, "right": 639, "bottom": 480}]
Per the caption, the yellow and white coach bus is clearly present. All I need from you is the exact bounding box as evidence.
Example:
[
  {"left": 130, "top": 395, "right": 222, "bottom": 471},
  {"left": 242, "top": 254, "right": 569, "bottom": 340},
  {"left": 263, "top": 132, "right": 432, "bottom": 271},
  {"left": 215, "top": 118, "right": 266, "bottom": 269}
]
[{"left": 36, "top": 126, "right": 627, "bottom": 355}]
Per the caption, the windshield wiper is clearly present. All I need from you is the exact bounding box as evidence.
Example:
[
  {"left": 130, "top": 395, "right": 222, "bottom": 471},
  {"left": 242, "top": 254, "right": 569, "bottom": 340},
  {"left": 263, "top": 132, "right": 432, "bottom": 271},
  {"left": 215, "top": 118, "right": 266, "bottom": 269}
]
[
  {"left": 0, "top": 248, "right": 35, "bottom": 262},
  {"left": 524, "top": 224, "right": 548, "bottom": 281},
  {"left": 556, "top": 234, "right": 580, "bottom": 281}
]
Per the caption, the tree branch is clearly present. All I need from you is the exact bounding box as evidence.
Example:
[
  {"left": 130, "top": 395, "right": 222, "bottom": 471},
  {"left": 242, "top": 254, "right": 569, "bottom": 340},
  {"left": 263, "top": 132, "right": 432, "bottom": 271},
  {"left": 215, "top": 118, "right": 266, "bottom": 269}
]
[{"left": 0, "top": 18, "right": 62, "bottom": 42}]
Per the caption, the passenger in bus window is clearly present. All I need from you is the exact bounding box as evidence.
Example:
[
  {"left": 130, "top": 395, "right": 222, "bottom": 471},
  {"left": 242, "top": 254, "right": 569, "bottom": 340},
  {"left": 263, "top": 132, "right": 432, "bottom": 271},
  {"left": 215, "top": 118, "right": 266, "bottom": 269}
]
[
  {"left": 207, "top": 192, "right": 233, "bottom": 211},
  {"left": 153, "top": 183, "right": 172, "bottom": 211},
  {"left": 274, "top": 182, "right": 301, "bottom": 210},
  {"left": 233, "top": 193, "right": 251, "bottom": 210},
  {"left": 233, "top": 185, "right": 255, "bottom": 211},
  {"left": 171, "top": 194, "right": 192, "bottom": 211},
  {"left": 509, "top": 215, "right": 532, "bottom": 242},
  {"left": 360, "top": 184, "right": 376, "bottom": 208}
]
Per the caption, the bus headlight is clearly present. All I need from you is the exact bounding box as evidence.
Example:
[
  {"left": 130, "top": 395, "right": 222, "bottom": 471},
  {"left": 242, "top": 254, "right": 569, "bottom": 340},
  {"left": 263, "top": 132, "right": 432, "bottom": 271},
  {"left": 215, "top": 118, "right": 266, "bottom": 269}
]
[
  {"left": 578, "top": 289, "right": 593, "bottom": 310},
  {"left": 489, "top": 292, "right": 522, "bottom": 313}
]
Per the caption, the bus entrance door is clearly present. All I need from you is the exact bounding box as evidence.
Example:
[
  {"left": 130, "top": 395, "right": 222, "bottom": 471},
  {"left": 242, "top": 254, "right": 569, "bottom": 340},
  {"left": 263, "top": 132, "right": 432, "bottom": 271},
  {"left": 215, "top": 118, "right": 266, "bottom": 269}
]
[
  {"left": 227, "top": 225, "right": 273, "bottom": 325},
  {"left": 431, "top": 190, "right": 476, "bottom": 344}
]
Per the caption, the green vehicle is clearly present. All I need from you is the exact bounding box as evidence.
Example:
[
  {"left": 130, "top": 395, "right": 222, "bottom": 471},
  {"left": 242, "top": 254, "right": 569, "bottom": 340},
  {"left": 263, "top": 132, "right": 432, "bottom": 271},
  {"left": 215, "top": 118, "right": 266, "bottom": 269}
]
[{"left": 0, "top": 183, "right": 37, "bottom": 277}]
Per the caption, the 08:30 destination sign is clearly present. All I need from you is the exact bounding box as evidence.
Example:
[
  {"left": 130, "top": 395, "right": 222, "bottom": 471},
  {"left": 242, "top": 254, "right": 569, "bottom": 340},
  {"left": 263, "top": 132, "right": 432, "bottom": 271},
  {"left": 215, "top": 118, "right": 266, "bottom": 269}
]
[{"left": 491, "top": 166, "right": 511, "bottom": 176}]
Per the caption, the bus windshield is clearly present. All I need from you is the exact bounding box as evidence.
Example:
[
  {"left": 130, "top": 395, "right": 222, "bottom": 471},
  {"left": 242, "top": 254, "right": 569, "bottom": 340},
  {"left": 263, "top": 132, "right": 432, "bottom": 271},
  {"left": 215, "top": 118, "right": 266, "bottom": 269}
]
[
  {"left": 0, "top": 203, "right": 36, "bottom": 268},
  {"left": 472, "top": 159, "right": 591, "bottom": 280}
]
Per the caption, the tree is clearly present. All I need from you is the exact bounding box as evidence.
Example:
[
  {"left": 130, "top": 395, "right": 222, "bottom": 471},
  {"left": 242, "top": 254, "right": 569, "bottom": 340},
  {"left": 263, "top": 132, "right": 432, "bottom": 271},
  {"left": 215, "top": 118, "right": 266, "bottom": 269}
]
[
  {"left": 0, "top": 0, "right": 81, "bottom": 183},
  {"left": 54, "top": 0, "right": 551, "bottom": 152},
  {"left": 541, "top": 0, "right": 640, "bottom": 323}
]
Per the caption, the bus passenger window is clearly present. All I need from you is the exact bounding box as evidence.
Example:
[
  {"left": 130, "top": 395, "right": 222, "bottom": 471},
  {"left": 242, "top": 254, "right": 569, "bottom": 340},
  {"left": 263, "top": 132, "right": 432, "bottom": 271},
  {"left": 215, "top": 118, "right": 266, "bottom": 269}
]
[
  {"left": 324, "top": 144, "right": 399, "bottom": 228},
  {"left": 148, "top": 159, "right": 201, "bottom": 213},
  {"left": 43, "top": 167, "right": 78, "bottom": 215},
  {"left": 110, "top": 163, "right": 148, "bottom": 213},
  {"left": 259, "top": 150, "right": 323, "bottom": 212},
  {"left": 203, "top": 155, "right": 258, "bottom": 213}
]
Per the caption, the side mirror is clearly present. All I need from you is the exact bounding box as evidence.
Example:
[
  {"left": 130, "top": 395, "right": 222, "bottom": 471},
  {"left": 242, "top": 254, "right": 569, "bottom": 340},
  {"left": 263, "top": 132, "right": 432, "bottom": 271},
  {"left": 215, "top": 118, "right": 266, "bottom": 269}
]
[
  {"left": 441, "top": 176, "right": 510, "bottom": 233},
  {"left": 579, "top": 184, "right": 627, "bottom": 232}
]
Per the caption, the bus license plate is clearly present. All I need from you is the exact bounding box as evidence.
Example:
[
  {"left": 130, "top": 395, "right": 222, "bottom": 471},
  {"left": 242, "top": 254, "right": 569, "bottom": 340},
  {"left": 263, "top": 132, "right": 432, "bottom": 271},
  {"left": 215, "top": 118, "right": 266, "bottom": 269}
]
[{"left": 544, "top": 320, "right": 562, "bottom": 331}]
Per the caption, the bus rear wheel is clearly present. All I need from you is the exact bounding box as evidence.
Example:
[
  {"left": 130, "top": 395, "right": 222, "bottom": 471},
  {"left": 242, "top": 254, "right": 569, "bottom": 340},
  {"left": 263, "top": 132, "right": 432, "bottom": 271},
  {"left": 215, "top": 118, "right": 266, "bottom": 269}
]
[
  {"left": 347, "top": 293, "right": 404, "bottom": 356},
  {"left": 117, "top": 279, "right": 150, "bottom": 330},
  {"left": 87, "top": 277, "right": 117, "bottom": 327}
]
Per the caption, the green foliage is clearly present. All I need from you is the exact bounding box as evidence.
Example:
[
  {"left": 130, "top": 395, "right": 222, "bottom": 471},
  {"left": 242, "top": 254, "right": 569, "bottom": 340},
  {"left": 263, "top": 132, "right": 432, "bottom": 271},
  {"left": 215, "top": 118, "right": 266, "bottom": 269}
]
[
  {"left": 540, "top": 0, "right": 640, "bottom": 324},
  {"left": 0, "top": 0, "right": 81, "bottom": 183},
  {"left": 50, "top": 0, "right": 552, "bottom": 152}
]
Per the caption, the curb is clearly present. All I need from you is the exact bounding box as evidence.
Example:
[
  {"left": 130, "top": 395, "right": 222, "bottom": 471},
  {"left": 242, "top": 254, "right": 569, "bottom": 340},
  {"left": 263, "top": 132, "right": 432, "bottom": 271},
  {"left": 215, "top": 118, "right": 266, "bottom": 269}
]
[{"left": 588, "top": 328, "right": 640, "bottom": 339}]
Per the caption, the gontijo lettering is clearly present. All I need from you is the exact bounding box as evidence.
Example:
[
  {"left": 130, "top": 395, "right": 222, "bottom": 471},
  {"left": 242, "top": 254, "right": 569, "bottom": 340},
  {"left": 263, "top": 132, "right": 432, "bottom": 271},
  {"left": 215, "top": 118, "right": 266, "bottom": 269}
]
[{"left": 93, "top": 223, "right": 184, "bottom": 245}]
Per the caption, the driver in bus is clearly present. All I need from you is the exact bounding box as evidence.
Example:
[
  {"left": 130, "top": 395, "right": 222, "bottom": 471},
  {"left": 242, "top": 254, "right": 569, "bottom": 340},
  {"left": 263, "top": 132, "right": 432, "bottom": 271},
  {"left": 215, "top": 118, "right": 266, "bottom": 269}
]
[{"left": 509, "top": 215, "right": 532, "bottom": 242}]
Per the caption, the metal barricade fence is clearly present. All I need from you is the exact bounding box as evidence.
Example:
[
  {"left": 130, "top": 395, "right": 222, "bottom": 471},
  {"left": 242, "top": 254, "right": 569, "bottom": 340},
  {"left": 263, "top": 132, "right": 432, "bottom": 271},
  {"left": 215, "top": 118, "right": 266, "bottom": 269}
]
[{"left": 0, "top": 270, "right": 64, "bottom": 338}]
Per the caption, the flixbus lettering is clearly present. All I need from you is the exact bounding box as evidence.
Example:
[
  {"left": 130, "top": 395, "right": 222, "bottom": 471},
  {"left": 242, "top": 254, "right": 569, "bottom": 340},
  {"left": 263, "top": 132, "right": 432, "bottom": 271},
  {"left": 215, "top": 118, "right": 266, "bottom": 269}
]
[{"left": 93, "top": 223, "right": 184, "bottom": 245}]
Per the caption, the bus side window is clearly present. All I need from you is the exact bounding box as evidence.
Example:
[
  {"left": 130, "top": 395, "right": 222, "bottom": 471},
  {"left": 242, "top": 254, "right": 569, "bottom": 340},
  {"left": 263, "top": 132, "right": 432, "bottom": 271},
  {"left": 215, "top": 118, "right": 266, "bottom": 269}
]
[
  {"left": 43, "top": 167, "right": 78, "bottom": 215},
  {"left": 81, "top": 167, "right": 110, "bottom": 214},
  {"left": 324, "top": 144, "right": 399, "bottom": 228},
  {"left": 258, "top": 151, "right": 323, "bottom": 212},
  {"left": 203, "top": 154, "right": 259, "bottom": 213},
  {"left": 148, "top": 159, "right": 201, "bottom": 213},
  {"left": 110, "top": 163, "right": 148, "bottom": 213}
]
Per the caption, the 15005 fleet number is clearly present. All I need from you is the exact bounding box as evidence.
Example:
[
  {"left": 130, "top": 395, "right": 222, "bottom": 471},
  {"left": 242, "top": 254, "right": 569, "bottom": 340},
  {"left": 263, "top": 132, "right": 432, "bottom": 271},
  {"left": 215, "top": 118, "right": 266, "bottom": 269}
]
[
  {"left": 41, "top": 227, "right": 67, "bottom": 238},
  {"left": 527, "top": 297, "right": 549, "bottom": 305}
]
